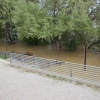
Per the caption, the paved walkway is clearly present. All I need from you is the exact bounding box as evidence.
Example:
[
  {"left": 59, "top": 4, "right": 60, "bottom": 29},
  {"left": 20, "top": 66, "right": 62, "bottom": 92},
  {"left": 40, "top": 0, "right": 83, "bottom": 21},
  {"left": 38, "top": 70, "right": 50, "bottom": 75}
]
[{"left": 0, "top": 59, "right": 100, "bottom": 100}]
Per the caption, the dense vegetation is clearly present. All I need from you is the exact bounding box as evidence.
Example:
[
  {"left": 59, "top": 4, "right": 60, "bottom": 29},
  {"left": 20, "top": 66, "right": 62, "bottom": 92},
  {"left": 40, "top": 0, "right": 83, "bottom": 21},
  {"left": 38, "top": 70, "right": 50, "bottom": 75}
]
[{"left": 0, "top": 0, "right": 100, "bottom": 51}]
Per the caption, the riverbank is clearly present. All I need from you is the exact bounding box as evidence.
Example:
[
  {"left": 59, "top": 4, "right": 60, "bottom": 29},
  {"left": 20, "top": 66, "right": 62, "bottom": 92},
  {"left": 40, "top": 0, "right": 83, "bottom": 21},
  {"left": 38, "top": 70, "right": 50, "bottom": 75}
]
[
  {"left": 0, "top": 41, "right": 100, "bottom": 66},
  {"left": 0, "top": 59, "right": 100, "bottom": 100}
]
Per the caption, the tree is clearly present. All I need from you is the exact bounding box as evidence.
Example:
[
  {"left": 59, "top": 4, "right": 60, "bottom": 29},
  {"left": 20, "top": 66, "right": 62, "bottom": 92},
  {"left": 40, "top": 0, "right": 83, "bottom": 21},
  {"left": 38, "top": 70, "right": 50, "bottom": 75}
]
[
  {"left": 0, "top": 0, "right": 17, "bottom": 44},
  {"left": 66, "top": 0, "right": 96, "bottom": 43},
  {"left": 43, "top": 0, "right": 68, "bottom": 49},
  {"left": 88, "top": 0, "right": 100, "bottom": 48},
  {"left": 10, "top": 0, "right": 98, "bottom": 51},
  {"left": 12, "top": 0, "right": 52, "bottom": 41}
]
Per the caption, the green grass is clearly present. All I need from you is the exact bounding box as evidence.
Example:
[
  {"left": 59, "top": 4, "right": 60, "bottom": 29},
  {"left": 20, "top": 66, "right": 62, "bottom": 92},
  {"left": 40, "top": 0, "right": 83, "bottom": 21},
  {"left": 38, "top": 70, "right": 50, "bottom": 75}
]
[
  {"left": 0, "top": 54, "right": 6, "bottom": 59},
  {"left": 46, "top": 74, "right": 68, "bottom": 81}
]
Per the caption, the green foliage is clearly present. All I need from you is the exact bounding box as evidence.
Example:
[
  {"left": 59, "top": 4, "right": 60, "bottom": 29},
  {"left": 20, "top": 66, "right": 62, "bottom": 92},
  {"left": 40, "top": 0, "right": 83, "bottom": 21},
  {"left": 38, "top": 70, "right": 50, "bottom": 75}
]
[
  {"left": 63, "top": 33, "right": 78, "bottom": 51},
  {"left": 23, "top": 37, "right": 49, "bottom": 46},
  {"left": 12, "top": 0, "right": 51, "bottom": 40},
  {"left": 0, "top": 33, "right": 5, "bottom": 39},
  {"left": 38, "top": 39, "right": 49, "bottom": 46},
  {"left": 0, "top": 0, "right": 15, "bottom": 43},
  {"left": 0, "top": 0, "right": 14, "bottom": 28},
  {"left": 23, "top": 37, "right": 40, "bottom": 45},
  {"left": 0, "top": 26, "right": 5, "bottom": 39},
  {"left": 66, "top": 0, "right": 97, "bottom": 43},
  {"left": 1, "top": 0, "right": 99, "bottom": 51}
]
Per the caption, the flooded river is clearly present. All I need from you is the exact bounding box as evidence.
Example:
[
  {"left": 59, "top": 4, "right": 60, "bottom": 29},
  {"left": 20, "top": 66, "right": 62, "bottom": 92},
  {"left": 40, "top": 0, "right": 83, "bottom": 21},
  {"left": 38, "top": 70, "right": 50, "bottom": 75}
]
[{"left": 0, "top": 41, "right": 100, "bottom": 66}]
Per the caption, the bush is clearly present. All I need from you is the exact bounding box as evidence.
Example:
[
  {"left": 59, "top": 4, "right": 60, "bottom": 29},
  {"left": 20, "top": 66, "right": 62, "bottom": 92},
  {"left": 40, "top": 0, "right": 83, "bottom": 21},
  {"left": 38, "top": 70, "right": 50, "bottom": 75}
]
[
  {"left": 23, "top": 37, "right": 40, "bottom": 45},
  {"left": 64, "top": 36, "right": 78, "bottom": 51},
  {"left": 23, "top": 37, "right": 49, "bottom": 46}
]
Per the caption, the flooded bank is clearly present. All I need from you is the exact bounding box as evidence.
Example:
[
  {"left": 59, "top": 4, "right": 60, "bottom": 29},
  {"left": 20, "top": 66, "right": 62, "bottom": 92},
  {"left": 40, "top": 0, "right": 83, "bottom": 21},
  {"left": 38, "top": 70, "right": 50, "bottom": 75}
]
[{"left": 0, "top": 41, "right": 100, "bottom": 66}]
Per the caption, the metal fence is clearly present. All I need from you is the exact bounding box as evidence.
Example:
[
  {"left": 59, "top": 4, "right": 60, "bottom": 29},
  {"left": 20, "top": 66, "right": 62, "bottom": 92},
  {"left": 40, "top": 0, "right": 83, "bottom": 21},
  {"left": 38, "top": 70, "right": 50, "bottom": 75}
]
[
  {"left": 0, "top": 51, "right": 10, "bottom": 59},
  {"left": 10, "top": 52, "right": 100, "bottom": 86}
]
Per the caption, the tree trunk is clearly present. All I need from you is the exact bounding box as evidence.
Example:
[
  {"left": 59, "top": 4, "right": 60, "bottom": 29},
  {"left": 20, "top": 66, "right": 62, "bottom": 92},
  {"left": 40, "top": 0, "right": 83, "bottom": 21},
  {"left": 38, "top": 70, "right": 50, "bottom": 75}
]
[
  {"left": 84, "top": 43, "right": 87, "bottom": 70},
  {"left": 56, "top": 37, "right": 61, "bottom": 49},
  {"left": 5, "top": 22, "right": 13, "bottom": 44},
  {"left": 58, "top": 39, "right": 61, "bottom": 49},
  {"left": 88, "top": 40, "right": 100, "bottom": 49}
]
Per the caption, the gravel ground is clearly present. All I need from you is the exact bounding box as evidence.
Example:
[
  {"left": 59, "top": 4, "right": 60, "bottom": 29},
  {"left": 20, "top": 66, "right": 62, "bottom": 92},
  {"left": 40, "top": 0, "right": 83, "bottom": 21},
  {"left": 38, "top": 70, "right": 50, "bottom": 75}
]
[{"left": 0, "top": 59, "right": 100, "bottom": 100}]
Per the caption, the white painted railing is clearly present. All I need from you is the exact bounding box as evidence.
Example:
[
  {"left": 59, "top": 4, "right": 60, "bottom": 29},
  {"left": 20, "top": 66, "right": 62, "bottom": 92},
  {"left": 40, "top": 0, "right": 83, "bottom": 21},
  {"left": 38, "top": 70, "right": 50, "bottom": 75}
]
[{"left": 10, "top": 52, "right": 100, "bottom": 86}]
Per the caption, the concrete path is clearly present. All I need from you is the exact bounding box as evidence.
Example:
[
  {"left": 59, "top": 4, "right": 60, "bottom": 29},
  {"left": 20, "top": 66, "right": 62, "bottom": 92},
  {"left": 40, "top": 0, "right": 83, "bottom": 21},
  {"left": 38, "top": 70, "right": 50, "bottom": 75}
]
[{"left": 0, "top": 59, "right": 100, "bottom": 100}]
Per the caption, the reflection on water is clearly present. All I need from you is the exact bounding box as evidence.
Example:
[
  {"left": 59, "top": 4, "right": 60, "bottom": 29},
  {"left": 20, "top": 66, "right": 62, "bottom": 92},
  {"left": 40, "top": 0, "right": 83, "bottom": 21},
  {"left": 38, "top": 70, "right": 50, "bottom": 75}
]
[{"left": 0, "top": 41, "right": 100, "bottom": 66}]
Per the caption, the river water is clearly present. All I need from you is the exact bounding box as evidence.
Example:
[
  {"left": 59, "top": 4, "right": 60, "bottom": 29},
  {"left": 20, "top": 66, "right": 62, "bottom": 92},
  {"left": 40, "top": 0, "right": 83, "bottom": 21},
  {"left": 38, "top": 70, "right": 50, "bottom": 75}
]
[{"left": 0, "top": 41, "right": 100, "bottom": 67}]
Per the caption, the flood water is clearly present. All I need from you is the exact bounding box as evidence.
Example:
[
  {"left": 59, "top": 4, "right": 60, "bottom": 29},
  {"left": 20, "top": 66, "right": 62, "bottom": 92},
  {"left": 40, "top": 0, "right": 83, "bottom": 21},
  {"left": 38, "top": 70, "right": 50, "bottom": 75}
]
[{"left": 0, "top": 41, "right": 100, "bottom": 67}]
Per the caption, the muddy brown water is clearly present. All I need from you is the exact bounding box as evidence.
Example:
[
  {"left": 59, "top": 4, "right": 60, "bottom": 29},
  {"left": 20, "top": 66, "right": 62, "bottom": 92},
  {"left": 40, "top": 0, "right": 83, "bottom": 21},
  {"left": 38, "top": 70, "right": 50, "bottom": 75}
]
[{"left": 0, "top": 41, "right": 100, "bottom": 67}]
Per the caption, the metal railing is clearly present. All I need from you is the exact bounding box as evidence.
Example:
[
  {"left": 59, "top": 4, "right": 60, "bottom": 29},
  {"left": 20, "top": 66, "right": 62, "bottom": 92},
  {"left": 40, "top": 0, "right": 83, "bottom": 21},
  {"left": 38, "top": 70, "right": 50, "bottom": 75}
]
[
  {"left": 0, "top": 51, "right": 10, "bottom": 59},
  {"left": 10, "top": 52, "right": 100, "bottom": 86}
]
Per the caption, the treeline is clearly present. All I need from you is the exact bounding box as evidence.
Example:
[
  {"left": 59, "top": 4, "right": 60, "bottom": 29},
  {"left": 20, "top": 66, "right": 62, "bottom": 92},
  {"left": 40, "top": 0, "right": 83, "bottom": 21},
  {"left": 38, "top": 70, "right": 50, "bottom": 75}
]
[{"left": 0, "top": 0, "right": 100, "bottom": 51}]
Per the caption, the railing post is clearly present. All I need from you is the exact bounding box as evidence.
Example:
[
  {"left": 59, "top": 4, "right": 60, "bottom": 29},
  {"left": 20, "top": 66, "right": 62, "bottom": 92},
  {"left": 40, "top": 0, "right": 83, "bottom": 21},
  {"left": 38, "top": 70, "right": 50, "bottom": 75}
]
[
  {"left": 22, "top": 54, "right": 24, "bottom": 65},
  {"left": 10, "top": 52, "right": 12, "bottom": 63},
  {"left": 35, "top": 57, "right": 37, "bottom": 67},
  {"left": 70, "top": 66, "right": 72, "bottom": 77},
  {"left": 84, "top": 43, "right": 87, "bottom": 71},
  {"left": 5, "top": 52, "right": 6, "bottom": 59},
  {"left": 93, "top": 67, "right": 96, "bottom": 82},
  {"left": 51, "top": 61, "right": 53, "bottom": 73}
]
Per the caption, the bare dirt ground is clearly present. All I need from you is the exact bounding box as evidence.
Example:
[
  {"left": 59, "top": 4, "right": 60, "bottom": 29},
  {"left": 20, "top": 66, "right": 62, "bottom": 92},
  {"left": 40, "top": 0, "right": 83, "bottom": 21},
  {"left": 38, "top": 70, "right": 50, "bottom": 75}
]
[{"left": 0, "top": 59, "right": 100, "bottom": 100}]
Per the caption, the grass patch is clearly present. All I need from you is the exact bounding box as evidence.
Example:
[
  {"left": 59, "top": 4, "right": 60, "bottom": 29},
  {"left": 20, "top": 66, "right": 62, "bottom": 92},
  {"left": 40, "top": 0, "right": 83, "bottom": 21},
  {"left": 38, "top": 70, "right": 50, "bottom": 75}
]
[
  {"left": 46, "top": 74, "right": 51, "bottom": 77},
  {"left": 93, "top": 86, "right": 100, "bottom": 91},
  {"left": 86, "top": 84, "right": 100, "bottom": 91},
  {"left": 75, "top": 81, "right": 83, "bottom": 85},
  {"left": 46, "top": 74, "right": 58, "bottom": 80},
  {"left": 58, "top": 77, "right": 66, "bottom": 81},
  {"left": 46, "top": 74, "right": 68, "bottom": 82},
  {"left": 0, "top": 54, "right": 9, "bottom": 59},
  {"left": 0, "top": 54, "right": 6, "bottom": 59},
  {"left": 52, "top": 76, "right": 57, "bottom": 79}
]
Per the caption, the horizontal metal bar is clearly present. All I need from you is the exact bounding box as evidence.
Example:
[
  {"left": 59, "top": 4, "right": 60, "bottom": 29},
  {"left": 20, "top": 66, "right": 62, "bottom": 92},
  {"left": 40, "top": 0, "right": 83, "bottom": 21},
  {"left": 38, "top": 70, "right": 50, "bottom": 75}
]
[{"left": 10, "top": 52, "right": 100, "bottom": 86}]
